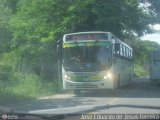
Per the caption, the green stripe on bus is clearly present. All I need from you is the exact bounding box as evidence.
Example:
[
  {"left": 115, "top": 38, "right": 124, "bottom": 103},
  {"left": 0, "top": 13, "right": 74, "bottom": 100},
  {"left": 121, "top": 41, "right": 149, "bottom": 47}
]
[{"left": 63, "top": 41, "right": 111, "bottom": 48}]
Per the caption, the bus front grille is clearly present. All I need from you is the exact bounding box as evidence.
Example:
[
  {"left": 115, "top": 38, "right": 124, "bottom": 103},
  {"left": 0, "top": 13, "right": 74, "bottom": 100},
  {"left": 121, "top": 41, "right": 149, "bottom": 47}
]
[{"left": 75, "top": 84, "right": 98, "bottom": 88}]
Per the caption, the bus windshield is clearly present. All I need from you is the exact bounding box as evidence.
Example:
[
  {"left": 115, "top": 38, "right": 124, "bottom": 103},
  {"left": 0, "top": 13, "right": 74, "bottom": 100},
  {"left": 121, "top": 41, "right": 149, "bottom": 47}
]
[{"left": 63, "top": 45, "right": 112, "bottom": 72}]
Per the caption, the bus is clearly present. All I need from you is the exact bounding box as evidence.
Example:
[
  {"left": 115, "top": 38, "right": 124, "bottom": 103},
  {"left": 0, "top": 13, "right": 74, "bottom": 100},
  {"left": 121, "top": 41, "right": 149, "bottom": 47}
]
[
  {"left": 57, "top": 31, "right": 134, "bottom": 95},
  {"left": 150, "top": 50, "right": 160, "bottom": 85}
]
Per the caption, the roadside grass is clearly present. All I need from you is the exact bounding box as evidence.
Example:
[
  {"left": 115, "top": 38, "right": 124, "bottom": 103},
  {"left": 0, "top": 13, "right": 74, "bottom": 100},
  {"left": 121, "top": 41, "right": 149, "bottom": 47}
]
[
  {"left": 134, "top": 64, "right": 149, "bottom": 77},
  {"left": 0, "top": 72, "right": 60, "bottom": 106}
]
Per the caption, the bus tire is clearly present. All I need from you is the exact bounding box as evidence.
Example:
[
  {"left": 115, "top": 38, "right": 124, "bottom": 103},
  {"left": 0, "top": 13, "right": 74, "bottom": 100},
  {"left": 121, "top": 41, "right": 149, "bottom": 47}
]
[{"left": 73, "top": 89, "right": 81, "bottom": 96}]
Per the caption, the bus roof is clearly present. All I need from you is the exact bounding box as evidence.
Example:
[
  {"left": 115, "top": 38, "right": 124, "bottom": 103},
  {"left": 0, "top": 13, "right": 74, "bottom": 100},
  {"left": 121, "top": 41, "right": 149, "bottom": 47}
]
[
  {"left": 63, "top": 31, "right": 132, "bottom": 50},
  {"left": 64, "top": 31, "right": 111, "bottom": 36}
]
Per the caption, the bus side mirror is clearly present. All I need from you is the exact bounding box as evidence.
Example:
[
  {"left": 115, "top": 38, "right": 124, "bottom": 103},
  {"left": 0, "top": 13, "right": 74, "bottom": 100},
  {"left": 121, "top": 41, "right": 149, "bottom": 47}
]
[{"left": 115, "top": 43, "right": 120, "bottom": 52}]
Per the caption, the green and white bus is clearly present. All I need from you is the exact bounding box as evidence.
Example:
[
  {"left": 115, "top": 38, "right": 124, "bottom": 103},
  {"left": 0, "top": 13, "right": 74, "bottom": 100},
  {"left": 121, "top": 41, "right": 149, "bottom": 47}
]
[
  {"left": 150, "top": 50, "right": 160, "bottom": 85},
  {"left": 57, "top": 31, "right": 134, "bottom": 95}
]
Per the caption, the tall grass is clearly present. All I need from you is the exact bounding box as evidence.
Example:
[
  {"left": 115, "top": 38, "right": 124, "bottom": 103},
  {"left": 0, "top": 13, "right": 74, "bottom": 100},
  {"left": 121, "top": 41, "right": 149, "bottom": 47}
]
[
  {"left": 0, "top": 71, "right": 59, "bottom": 105},
  {"left": 0, "top": 52, "right": 61, "bottom": 105},
  {"left": 134, "top": 64, "right": 149, "bottom": 77}
]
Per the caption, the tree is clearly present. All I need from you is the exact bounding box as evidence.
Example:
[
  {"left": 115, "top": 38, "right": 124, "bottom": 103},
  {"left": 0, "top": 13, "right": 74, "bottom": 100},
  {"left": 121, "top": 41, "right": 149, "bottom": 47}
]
[{"left": 1, "top": 0, "right": 160, "bottom": 80}]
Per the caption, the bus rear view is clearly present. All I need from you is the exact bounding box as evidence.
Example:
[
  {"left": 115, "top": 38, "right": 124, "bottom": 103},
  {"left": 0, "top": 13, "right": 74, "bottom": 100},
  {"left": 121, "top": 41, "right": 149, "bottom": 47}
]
[{"left": 150, "top": 50, "right": 160, "bottom": 85}]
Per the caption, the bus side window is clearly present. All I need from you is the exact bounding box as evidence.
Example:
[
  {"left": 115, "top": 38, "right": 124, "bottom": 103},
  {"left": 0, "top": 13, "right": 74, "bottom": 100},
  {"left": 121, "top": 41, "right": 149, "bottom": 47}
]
[
  {"left": 120, "top": 44, "right": 122, "bottom": 57},
  {"left": 125, "top": 47, "right": 127, "bottom": 59},
  {"left": 123, "top": 46, "right": 126, "bottom": 58},
  {"left": 115, "top": 42, "right": 120, "bottom": 56},
  {"left": 129, "top": 50, "right": 131, "bottom": 59},
  {"left": 129, "top": 49, "right": 131, "bottom": 59},
  {"left": 128, "top": 49, "right": 130, "bottom": 59},
  {"left": 122, "top": 46, "right": 124, "bottom": 58},
  {"left": 130, "top": 50, "right": 132, "bottom": 59},
  {"left": 113, "top": 45, "right": 115, "bottom": 55},
  {"left": 115, "top": 44, "right": 118, "bottom": 56},
  {"left": 112, "top": 37, "right": 116, "bottom": 56},
  {"left": 126, "top": 48, "right": 129, "bottom": 59},
  {"left": 128, "top": 50, "right": 130, "bottom": 61}
]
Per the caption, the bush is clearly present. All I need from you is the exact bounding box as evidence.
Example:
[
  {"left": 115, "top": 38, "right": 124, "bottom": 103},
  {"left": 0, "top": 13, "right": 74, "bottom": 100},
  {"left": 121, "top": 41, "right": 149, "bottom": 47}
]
[
  {"left": 134, "top": 64, "right": 148, "bottom": 77},
  {"left": 0, "top": 71, "right": 59, "bottom": 105}
]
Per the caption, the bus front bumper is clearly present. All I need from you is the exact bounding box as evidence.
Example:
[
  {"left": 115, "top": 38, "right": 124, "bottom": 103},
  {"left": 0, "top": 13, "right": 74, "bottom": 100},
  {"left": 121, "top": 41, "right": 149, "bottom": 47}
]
[{"left": 63, "top": 80, "right": 114, "bottom": 89}]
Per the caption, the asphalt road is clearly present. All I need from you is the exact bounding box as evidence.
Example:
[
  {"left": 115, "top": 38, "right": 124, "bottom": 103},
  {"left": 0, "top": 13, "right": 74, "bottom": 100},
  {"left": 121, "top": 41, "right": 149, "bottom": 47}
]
[{"left": 1, "top": 77, "right": 160, "bottom": 119}]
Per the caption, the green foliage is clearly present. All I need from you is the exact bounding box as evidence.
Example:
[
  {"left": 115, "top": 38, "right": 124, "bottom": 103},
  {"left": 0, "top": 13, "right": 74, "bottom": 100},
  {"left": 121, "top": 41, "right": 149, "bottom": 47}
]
[
  {"left": 134, "top": 64, "right": 148, "bottom": 77},
  {"left": 0, "top": 0, "right": 160, "bottom": 103},
  {"left": 128, "top": 38, "right": 160, "bottom": 76},
  {"left": 0, "top": 72, "right": 59, "bottom": 104}
]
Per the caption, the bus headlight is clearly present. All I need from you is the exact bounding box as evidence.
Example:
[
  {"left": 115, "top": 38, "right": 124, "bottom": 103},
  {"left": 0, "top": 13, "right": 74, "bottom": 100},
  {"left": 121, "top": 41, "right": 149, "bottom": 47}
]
[
  {"left": 103, "top": 75, "right": 107, "bottom": 80},
  {"left": 64, "top": 74, "right": 71, "bottom": 80},
  {"left": 107, "top": 72, "right": 112, "bottom": 78},
  {"left": 104, "top": 72, "right": 112, "bottom": 80}
]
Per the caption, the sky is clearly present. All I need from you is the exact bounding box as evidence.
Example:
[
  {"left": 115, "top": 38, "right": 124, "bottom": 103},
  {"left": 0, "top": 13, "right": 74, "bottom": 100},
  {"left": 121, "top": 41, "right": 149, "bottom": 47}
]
[{"left": 141, "top": 24, "right": 160, "bottom": 44}]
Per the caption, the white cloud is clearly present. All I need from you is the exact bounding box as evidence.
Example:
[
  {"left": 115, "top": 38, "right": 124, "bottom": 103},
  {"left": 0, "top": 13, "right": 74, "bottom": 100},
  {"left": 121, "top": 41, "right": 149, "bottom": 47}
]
[
  {"left": 141, "top": 24, "right": 160, "bottom": 44},
  {"left": 154, "top": 24, "right": 160, "bottom": 30}
]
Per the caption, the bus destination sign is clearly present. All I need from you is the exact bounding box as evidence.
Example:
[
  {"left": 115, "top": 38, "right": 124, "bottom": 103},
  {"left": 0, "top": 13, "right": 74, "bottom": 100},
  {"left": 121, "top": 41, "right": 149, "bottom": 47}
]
[{"left": 66, "top": 33, "right": 108, "bottom": 41}]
